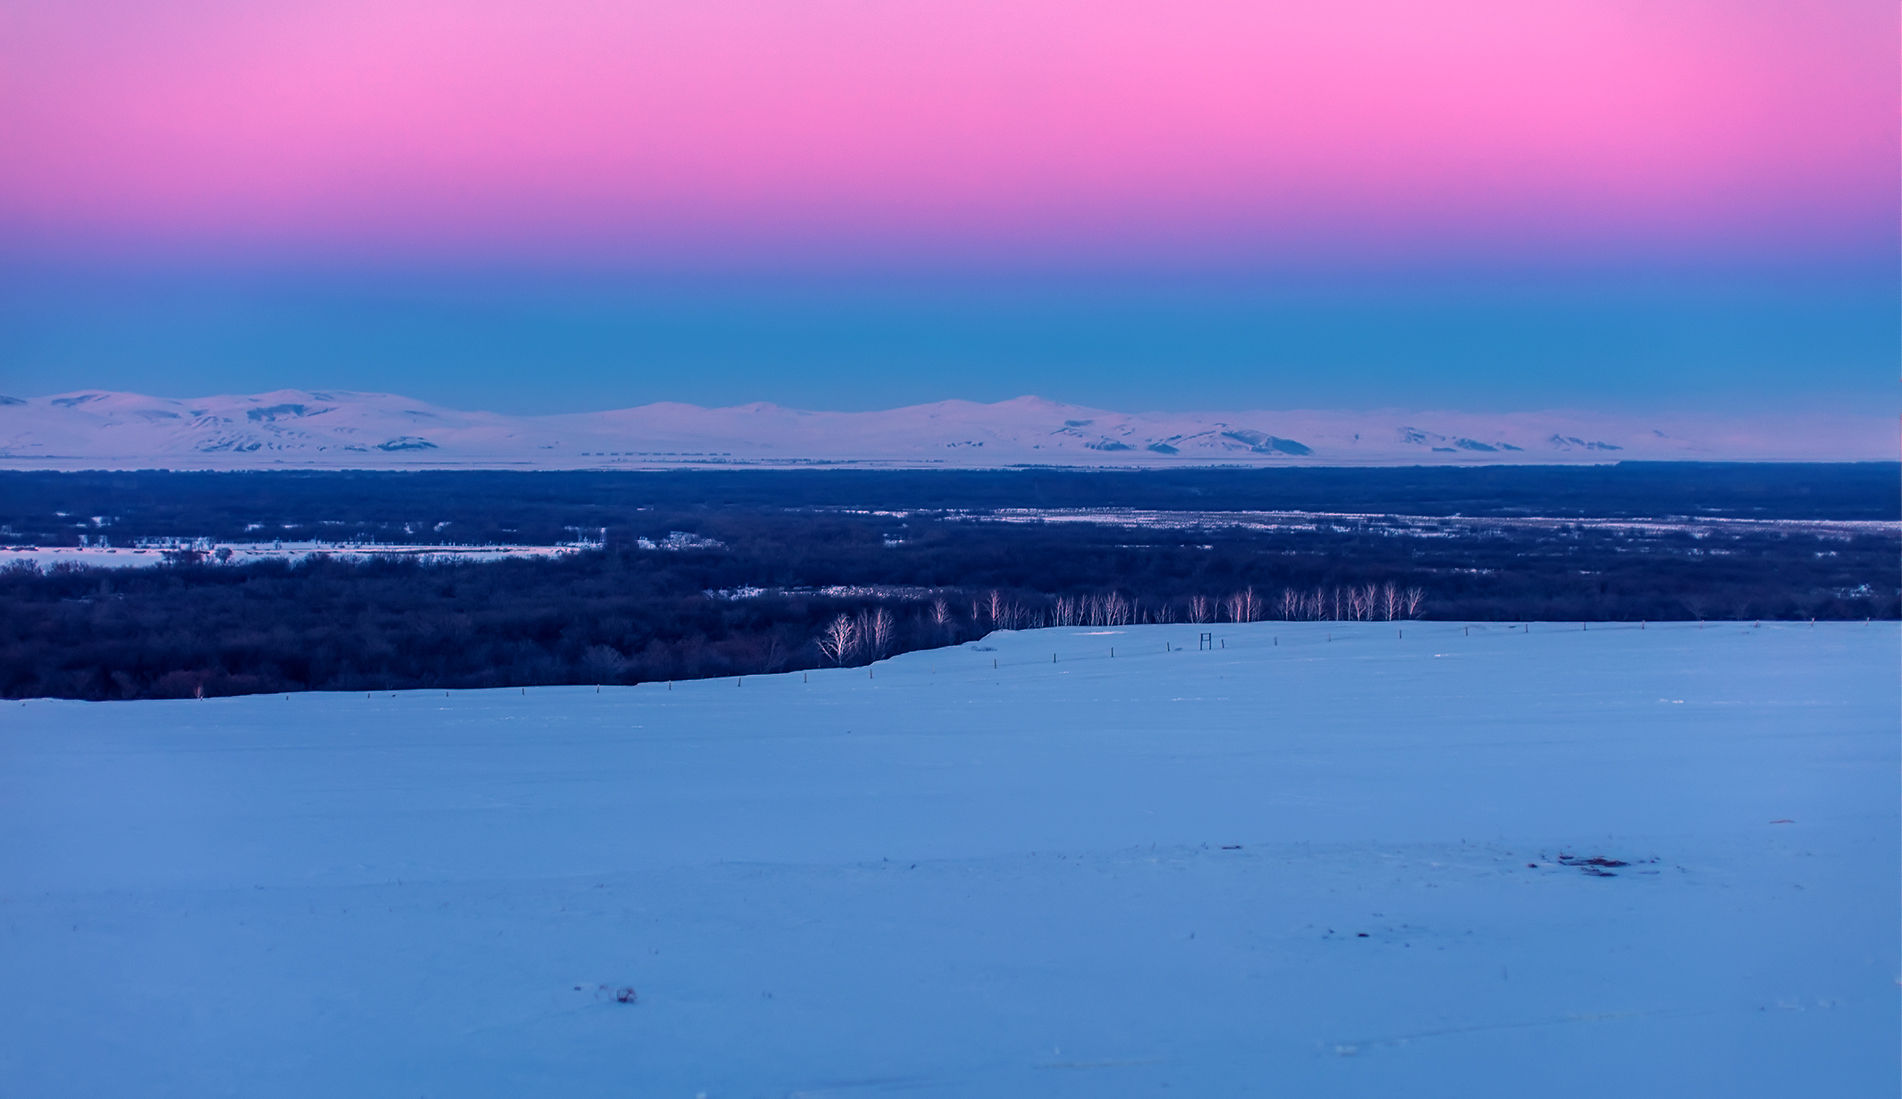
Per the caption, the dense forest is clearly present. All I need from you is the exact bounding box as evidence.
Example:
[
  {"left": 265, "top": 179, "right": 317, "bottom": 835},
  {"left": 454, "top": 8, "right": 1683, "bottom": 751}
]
[
  {"left": 2, "top": 462, "right": 1896, "bottom": 548},
  {"left": 5, "top": 481, "right": 1894, "bottom": 699}
]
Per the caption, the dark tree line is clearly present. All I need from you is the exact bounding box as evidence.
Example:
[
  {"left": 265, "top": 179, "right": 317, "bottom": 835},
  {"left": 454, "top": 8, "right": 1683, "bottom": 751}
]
[
  {"left": 3, "top": 509, "right": 1894, "bottom": 700},
  {"left": 3, "top": 463, "right": 1894, "bottom": 547}
]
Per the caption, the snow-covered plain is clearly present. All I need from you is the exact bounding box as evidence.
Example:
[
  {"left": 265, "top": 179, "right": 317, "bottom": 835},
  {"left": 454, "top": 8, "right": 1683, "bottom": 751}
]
[{"left": 2, "top": 622, "right": 1895, "bottom": 1097}]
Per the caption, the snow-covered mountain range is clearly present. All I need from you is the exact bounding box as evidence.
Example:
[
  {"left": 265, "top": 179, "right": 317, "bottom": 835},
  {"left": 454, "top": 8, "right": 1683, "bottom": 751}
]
[{"left": 0, "top": 389, "right": 1889, "bottom": 469}]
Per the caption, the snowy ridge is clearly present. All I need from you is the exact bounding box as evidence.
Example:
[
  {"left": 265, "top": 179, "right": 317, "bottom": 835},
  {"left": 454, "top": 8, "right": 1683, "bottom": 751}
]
[{"left": 0, "top": 388, "right": 1891, "bottom": 468}]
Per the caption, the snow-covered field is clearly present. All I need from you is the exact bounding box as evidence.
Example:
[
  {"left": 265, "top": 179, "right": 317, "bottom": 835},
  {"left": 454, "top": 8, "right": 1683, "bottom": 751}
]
[{"left": 2, "top": 622, "right": 1895, "bottom": 1097}]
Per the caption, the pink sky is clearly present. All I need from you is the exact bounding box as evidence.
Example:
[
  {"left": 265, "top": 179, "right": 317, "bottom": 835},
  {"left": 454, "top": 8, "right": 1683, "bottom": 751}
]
[{"left": 0, "top": 0, "right": 1893, "bottom": 267}]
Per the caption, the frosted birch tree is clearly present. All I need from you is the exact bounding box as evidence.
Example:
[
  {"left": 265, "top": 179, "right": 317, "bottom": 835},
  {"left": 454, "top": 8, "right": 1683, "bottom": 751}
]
[{"left": 816, "top": 613, "right": 857, "bottom": 665}]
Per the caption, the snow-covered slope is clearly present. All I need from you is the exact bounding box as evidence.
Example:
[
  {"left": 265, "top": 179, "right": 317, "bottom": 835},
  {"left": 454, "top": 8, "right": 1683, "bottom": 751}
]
[
  {"left": 0, "top": 389, "right": 1888, "bottom": 468},
  {"left": 3, "top": 622, "right": 1895, "bottom": 1096}
]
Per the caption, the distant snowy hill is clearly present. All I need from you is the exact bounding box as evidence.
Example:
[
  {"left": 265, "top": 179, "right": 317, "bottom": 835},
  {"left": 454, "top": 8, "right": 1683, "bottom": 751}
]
[{"left": 0, "top": 389, "right": 1889, "bottom": 469}]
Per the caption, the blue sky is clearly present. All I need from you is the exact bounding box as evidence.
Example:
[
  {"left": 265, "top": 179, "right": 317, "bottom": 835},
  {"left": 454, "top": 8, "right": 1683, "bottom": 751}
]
[
  {"left": 2, "top": 1, "right": 1897, "bottom": 416},
  {"left": 3, "top": 265, "right": 1895, "bottom": 414}
]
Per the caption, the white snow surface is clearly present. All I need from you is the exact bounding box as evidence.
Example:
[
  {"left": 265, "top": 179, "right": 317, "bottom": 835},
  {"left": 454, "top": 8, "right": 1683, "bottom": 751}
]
[
  {"left": 2, "top": 621, "right": 1896, "bottom": 1096},
  {"left": 2, "top": 388, "right": 1893, "bottom": 468}
]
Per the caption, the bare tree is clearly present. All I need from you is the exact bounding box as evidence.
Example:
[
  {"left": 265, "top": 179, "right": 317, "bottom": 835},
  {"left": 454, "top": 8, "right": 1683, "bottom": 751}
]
[
  {"left": 863, "top": 607, "right": 896, "bottom": 658},
  {"left": 1381, "top": 581, "right": 1400, "bottom": 621},
  {"left": 1402, "top": 586, "right": 1426, "bottom": 618},
  {"left": 930, "top": 596, "right": 953, "bottom": 629},
  {"left": 816, "top": 613, "right": 857, "bottom": 665},
  {"left": 1279, "top": 588, "right": 1299, "bottom": 621},
  {"left": 581, "top": 644, "right": 629, "bottom": 683}
]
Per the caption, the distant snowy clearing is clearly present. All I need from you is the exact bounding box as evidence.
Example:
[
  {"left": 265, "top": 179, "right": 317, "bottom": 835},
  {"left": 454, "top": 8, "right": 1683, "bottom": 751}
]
[
  {"left": 2, "top": 622, "right": 1895, "bottom": 1096},
  {"left": 0, "top": 541, "right": 587, "bottom": 570}
]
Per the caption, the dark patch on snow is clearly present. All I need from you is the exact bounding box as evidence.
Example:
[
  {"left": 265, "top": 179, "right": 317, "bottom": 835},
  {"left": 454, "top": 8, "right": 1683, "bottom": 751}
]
[
  {"left": 246, "top": 403, "right": 328, "bottom": 422},
  {"left": 1220, "top": 429, "right": 1312, "bottom": 455},
  {"left": 1549, "top": 434, "right": 1623, "bottom": 452},
  {"left": 1146, "top": 442, "right": 1179, "bottom": 455},
  {"left": 0, "top": 395, "right": 24, "bottom": 406},
  {"left": 1087, "top": 439, "right": 1133, "bottom": 451},
  {"left": 375, "top": 436, "right": 439, "bottom": 452},
  {"left": 51, "top": 394, "right": 104, "bottom": 408},
  {"left": 1549, "top": 853, "right": 1658, "bottom": 878}
]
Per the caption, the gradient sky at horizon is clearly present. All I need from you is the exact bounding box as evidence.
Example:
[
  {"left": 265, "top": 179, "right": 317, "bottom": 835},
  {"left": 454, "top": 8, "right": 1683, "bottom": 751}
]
[{"left": 2, "top": 0, "right": 1895, "bottom": 413}]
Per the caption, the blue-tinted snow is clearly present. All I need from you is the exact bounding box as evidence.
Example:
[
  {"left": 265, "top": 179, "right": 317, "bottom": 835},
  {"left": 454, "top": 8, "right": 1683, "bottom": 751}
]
[{"left": 2, "top": 622, "right": 1896, "bottom": 1096}]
